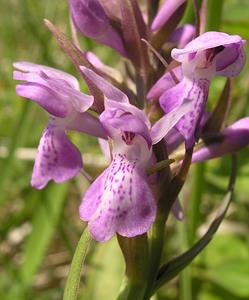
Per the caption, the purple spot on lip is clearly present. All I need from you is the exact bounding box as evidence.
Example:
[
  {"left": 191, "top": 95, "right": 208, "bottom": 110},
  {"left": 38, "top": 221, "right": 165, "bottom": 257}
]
[{"left": 140, "top": 206, "right": 151, "bottom": 218}]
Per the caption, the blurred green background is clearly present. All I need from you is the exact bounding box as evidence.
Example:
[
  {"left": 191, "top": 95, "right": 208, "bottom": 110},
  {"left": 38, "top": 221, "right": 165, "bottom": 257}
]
[{"left": 0, "top": 0, "right": 249, "bottom": 299}]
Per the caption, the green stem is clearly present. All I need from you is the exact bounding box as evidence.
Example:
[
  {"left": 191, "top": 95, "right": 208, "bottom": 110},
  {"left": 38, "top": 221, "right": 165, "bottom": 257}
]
[
  {"left": 143, "top": 213, "right": 165, "bottom": 300},
  {"left": 188, "top": 162, "right": 206, "bottom": 245},
  {"left": 117, "top": 235, "right": 149, "bottom": 300},
  {"left": 135, "top": 72, "right": 146, "bottom": 109},
  {"left": 206, "top": 0, "right": 224, "bottom": 31},
  {"left": 178, "top": 221, "right": 192, "bottom": 300},
  {"left": 63, "top": 228, "right": 92, "bottom": 300},
  {"left": 181, "top": 0, "right": 202, "bottom": 24}
]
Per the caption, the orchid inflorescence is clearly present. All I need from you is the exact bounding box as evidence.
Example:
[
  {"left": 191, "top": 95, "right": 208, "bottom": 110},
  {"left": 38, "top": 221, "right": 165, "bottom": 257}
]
[{"left": 13, "top": 0, "right": 248, "bottom": 299}]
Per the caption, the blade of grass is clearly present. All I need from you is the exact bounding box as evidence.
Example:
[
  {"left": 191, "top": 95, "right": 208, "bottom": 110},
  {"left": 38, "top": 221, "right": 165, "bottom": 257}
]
[
  {"left": 206, "top": 0, "right": 224, "bottom": 31},
  {"left": 0, "top": 102, "right": 33, "bottom": 206},
  {"left": 188, "top": 162, "right": 206, "bottom": 245},
  {"left": 20, "top": 183, "right": 69, "bottom": 283},
  {"left": 178, "top": 220, "right": 192, "bottom": 300}
]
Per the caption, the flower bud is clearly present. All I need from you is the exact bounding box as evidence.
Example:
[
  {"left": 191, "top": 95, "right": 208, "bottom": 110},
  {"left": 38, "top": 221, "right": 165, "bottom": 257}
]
[
  {"left": 69, "top": 0, "right": 127, "bottom": 56},
  {"left": 151, "top": 0, "right": 187, "bottom": 32}
]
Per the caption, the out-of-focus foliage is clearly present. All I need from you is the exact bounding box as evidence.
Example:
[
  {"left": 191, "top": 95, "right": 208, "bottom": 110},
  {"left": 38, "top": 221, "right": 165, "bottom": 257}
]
[{"left": 0, "top": 1, "right": 248, "bottom": 299}]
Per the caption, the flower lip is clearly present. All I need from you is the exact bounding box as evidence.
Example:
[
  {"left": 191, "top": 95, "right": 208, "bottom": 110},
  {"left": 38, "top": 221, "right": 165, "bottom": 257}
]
[{"left": 172, "top": 31, "right": 243, "bottom": 62}]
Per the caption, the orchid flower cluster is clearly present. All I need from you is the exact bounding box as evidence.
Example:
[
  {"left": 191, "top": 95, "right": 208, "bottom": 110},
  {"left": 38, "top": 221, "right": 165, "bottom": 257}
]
[{"left": 13, "top": 0, "right": 248, "bottom": 299}]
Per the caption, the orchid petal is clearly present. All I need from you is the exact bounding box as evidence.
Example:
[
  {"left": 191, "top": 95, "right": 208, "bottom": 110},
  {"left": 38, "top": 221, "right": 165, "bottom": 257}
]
[
  {"left": 151, "top": 0, "right": 187, "bottom": 32},
  {"left": 80, "top": 66, "right": 129, "bottom": 103},
  {"left": 85, "top": 51, "right": 123, "bottom": 82},
  {"left": 40, "top": 73, "right": 94, "bottom": 113},
  {"left": 14, "top": 61, "right": 80, "bottom": 90},
  {"left": 172, "top": 31, "right": 242, "bottom": 62},
  {"left": 14, "top": 62, "right": 95, "bottom": 116},
  {"left": 104, "top": 99, "right": 151, "bottom": 128},
  {"left": 151, "top": 97, "right": 194, "bottom": 145},
  {"left": 159, "top": 77, "right": 210, "bottom": 148},
  {"left": 31, "top": 124, "right": 83, "bottom": 189},
  {"left": 164, "top": 128, "right": 184, "bottom": 154},
  {"left": 147, "top": 66, "right": 182, "bottom": 100},
  {"left": 69, "top": 0, "right": 127, "bottom": 56},
  {"left": 216, "top": 41, "right": 246, "bottom": 77},
  {"left": 67, "top": 111, "right": 107, "bottom": 139},
  {"left": 16, "top": 82, "right": 68, "bottom": 118},
  {"left": 170, "top": 24, "right": 196, "bottom": 48},
  {"left": 192, "top": 117, "right": 249, "bottom": 163}
]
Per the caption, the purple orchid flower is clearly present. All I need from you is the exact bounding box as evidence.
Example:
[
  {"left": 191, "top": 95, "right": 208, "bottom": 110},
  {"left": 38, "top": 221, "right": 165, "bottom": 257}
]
[
  {"left": 13, "top": 62, "right": 106, "bottom": 189},
  {"left": 69, "top": 0, "right": 127, "bottom": 56},
  {"left": 160, "top": 31, "right": 246, "bottom": 148},
  {"left": 78, "top": 67, "right": 194, "bottom": 241},
  {"left": 192, "top": 117, "right": 249, "bottom": 163}
]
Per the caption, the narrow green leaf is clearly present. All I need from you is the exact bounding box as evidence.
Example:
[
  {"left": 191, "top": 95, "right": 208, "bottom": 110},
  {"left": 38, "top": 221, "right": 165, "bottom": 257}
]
[
  {"left": 206, "top": 0, "right": 224, "bottom": 31},
  {"left": 188, "top": 162, "right": 206, "bottom": 245},
  {"left": 63, "top": 228, "right": 92, "bottom": 300},
  {"left": 178, "top": 220, "right": 192, "bottom": 300},
  {"left": 0, "top": 102, "right": 33, "bottom": 206},
  {"left": 152, "top": 155, "right": 237, "bottom": 293},
  {"left": 20, "top": 183, "right": 68, "bottom": 283},
  {"left": 80, "top": 238, "right": 124, "bottom": 300}
]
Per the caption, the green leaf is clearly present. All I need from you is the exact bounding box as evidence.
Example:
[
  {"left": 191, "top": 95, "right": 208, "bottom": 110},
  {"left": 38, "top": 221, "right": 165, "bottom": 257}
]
[
  {"left": 79, "top": 238, "right": 124, "bottom": 300},
  {"left": 152, "top": 155, "right": 237, "bottom": 293},
  {"left": 0, "top": 102, "right": 33, "bottom": 206},
  {"left": 20, "top": 183, "right": 68, "bottom": 283}
]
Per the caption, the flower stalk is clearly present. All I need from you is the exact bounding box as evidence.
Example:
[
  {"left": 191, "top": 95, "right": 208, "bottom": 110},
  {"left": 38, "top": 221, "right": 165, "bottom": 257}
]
[{"left": 63, "top": 227, "right": 92, "bottom": 300}]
